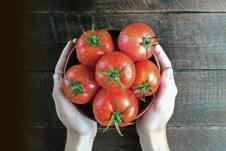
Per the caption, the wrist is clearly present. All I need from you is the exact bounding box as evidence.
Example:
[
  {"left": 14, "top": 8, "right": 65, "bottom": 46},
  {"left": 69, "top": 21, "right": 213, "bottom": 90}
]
[
  {"left": 65, "top": 129, "right": 95, "bottom": 151},
  {"left": 138, "top": 128, "right": 170, "bottom": 151}
]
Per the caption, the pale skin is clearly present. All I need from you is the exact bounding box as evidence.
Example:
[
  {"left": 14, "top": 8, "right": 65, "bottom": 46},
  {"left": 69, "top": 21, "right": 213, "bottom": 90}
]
[{"left": 52, "top": 39, "right": 177, "bottom": 151}]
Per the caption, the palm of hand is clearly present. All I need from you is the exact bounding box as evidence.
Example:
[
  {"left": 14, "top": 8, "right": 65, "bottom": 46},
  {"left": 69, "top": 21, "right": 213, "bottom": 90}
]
[
  {"left": 52, "top": 40, "right": 97, "bottom": 138},
  {"left": 137, "top": 44, "right": 177, "bottom": 134},
  {"left": 137, "top": 76, "right": 177, "bottom": 134},
  {"left": 53, "top": 83, "right": 97, "bottom": 136}
]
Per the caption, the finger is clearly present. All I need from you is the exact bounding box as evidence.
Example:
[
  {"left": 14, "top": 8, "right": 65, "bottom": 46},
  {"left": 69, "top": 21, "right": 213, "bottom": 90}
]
[
  {"left": 154, "top": 68, "right": 177, "bottom": 108},
  {"left": 52, "top": 74, "right": 65, "bottom": 102},
  {"left": 55, "top": 41, "right": 74, "bottom": 75},
  {"left": 53, "top": 73, "right": 63, "bottom": 87},
  {"left": 52, "top": 82, "right": 96, "bottom": 127},
  {"left": 72, "top": 38, "right": 77, "bottom": 44},
  {"left": 154, "top": 44, "right": 172, "bottom": 69}
]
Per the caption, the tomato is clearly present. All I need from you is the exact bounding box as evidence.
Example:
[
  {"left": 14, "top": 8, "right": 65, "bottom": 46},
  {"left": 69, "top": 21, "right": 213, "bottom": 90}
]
[
  {"left": 63, "top": 64, "right": 99, "bottom": 104},
  {"left": 93, "top": 89, "right": 138, "bottom": 136},
  {"left": 95, "top": 51, "right": 136, "bottom": 93},
  {"left": 131, "top": 60, "right": 160, "bottom": 100},
  {"left": 76, "top": 25, "right": 114, "bottom": 67},
  {"left": 118, "top": 22, "right": 157, "bottom": 62}
]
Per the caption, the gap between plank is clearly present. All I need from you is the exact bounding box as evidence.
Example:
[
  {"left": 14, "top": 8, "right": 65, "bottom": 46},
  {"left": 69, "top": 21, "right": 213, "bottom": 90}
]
[
  {"left": 18, "top": 125, "right": 226, "bottom": 129},
  {"left": 23, "top": 69, "right": 226, "bottom": 73},
  {"left": 23, "top": 10, "right": 226, "bottom": 15}
]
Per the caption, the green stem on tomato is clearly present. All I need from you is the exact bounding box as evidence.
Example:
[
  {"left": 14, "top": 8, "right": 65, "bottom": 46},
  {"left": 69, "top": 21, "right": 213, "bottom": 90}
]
[
  {"left": 97, "top": 65, "right": 126, "bottom": 90},
  {"left": 141, "top": 35, "right": 157, "bottom": 58},
  {"left": 103, "top": 100, "right": 130, "bottom": 136},
  {"left": 133, "top": 80, "right": 153, "bottom": 102},
  {"left": 82, "top": 24, "right": 106, "bottom": 48},
  {"left": 66, "top": 77, "right": 84, "bottom": 98}
]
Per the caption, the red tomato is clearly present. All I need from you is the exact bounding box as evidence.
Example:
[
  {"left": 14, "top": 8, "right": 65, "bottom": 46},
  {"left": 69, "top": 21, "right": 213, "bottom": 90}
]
[
  {"left": 76, "top": 25, "right": 114, "bottom": 67},
  {"left": 63, "top": 64, "right": 99, "bottom": 104},
  {"left": 118, "top": 22, "right": 157, "bottom": 61},
  {"left": 131, "top": 60, "right": 160, "bottom": 100},
  {"left": 93, "top": 89, "right": 138, "bottom": 136},
  {"left": 95, "top": 51, "right": 136, "bottom": 93}
]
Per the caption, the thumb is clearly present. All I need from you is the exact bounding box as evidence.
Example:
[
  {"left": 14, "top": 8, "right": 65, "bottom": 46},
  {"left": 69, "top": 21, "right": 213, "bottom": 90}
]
[
  {"left": 163, "top": 67, "right": 174, "bottom": 80},
  {"left": 153, "top": 68, "right": 177, "bottom": 109},
  {"left": 160, "top": 68, "right": 177, "bottom": 94}
]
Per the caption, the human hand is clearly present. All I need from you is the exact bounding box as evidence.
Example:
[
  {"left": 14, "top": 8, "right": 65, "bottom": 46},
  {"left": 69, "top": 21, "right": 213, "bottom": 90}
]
[
  {"left": 136, "top": 44, "right": 178, "bottom": 151},
  {"left": 52, "top": 40, "right": 97, "bottom": 151}
]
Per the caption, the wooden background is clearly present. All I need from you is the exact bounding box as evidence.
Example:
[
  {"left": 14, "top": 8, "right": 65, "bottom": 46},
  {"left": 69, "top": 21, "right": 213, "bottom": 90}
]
[{"left": 22, "top": 0, "right": 226, "bottom": 151}]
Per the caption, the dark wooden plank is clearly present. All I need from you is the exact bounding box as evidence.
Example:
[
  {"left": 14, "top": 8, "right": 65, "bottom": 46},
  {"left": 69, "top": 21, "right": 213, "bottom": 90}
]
[
  {"left": 168, "top": 127, "right": 226, "bottom": 151},
  {"left": 23, "top": 13, "right": 226, "bottom": 71},
  {"left": 22, "top": 70, "right": 226, "bottom": 126},
  {"left": 24, "top": 44, "right": 226, "bottom": 71},
  {"left": 23, "top": 127, "right": 66, "bottom": 151},
  {"left": 22, "top": 126, "right": 226, "bottom": 151},
  {"left": 24, "top": 0, "right": 226, "bottom": 12},
  {"left": 23, "top": 13, "right": 226, "bottom": 46}
]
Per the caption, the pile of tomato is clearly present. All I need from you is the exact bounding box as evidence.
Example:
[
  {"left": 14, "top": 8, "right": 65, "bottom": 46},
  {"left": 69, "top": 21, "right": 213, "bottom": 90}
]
[{"left": 63, "top": 22, "right": 161, "bottom": 136}]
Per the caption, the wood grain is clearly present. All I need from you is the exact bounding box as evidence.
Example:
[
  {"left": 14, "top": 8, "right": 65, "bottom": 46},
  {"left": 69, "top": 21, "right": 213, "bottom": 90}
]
[
  {"left": 24, "top": 0, "right": 226, "bottom": 13},
  {"left": 23, "top": 13, "right": 226, "bottom": 71},
  {"left": 22, "top": 70, "right": 226, "bottom": 126},
  {"left": 22, "top": 126, "right": 226, "bottom": 151},
  {"left": 21, "top": 1, "right": 226, "bottom": 150}
]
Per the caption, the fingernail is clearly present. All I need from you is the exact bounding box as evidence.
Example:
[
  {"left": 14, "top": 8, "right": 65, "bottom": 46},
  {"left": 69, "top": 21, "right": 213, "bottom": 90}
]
[{"left": 165, "top": 68, "right": 173, "bottom": 79}]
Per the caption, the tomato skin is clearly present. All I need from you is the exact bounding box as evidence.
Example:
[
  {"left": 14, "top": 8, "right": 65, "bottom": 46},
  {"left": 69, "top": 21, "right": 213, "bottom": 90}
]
[
  {"left": 118, "top": 22, "right": 157, "bottom": 61},
  {"left": 76, "top": 29, "right": 114, "bottom": 67},
  {"left": 131, "top": 60, "right": 160, "bottom": 98},
  {"left": 95, "top": 51, "right": 136, "bottom": 93},
  {"left": 93, "top": 89, "right": 138, "bottom": 127},
  {"left": 63, "top": 64, "right": 99, "bottom": 104}
]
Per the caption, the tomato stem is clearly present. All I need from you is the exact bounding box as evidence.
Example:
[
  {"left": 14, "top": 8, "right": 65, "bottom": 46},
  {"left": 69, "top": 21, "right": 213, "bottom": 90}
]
[
  {"left": 82, "top": 24, "right": 106, "bottom": 48},
  {"left": 133, "top": 80, "right": 153, "bottom": 102},
  {"left": 103, "top": 100, "right": 130, "bottom": 136},
  {"left": 143, "top": 35, "right": 156, "bottom": 48},
  {"left": 97, "top": 65, "right": 126, "bottom": 90},
  {"left": 66, "top": 78, "right": 84, "bottom": 98},
  {"left": 103, "top": 114, "right": 115, "bottom": 133},
  {"left": 141, "top": 35, "right": 157, "bottom": 58}
]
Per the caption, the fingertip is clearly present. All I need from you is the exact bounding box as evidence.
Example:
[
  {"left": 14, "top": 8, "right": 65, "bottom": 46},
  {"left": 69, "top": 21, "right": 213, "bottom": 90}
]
[
  {"left": 67, "top": 40, "right": 73, "bottom": 46},
  {"left": 72, "top": 38, "right": 77, "bottom": 44},
  {"left": 63, "top": 41, "right": 73, "bottom": 51},
  {"left": 154, "top": 44, "right": 172, "bottom": 69},
  {"left": 55, "top": 41, "right": 74, "bottom": 74},
  {"left": 154, "top": 43, "right": 163, "bottom": 54},
  {"left": 63, "top": 40, "right": 74, "bottom": 53}
]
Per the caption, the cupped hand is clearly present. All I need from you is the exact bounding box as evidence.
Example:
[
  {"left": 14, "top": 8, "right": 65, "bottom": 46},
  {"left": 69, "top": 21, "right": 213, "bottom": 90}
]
[
  {"left": 136, "top": 44, "right": 178, "bottom": 150},
  {"left": 52, "top": 39, "right": 97, "bottom": 139}
]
